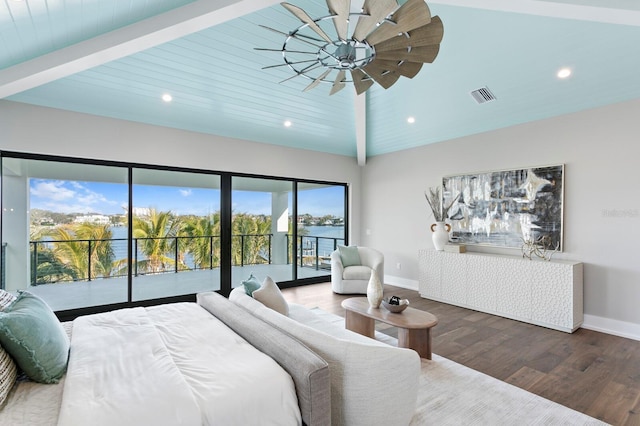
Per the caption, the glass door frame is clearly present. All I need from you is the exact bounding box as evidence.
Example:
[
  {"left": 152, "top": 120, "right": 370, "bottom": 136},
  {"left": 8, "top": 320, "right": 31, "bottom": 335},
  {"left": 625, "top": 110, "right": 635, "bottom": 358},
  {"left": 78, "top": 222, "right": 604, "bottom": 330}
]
[{"left": 1, "top": 151, "right": 349, "bottom": 319}]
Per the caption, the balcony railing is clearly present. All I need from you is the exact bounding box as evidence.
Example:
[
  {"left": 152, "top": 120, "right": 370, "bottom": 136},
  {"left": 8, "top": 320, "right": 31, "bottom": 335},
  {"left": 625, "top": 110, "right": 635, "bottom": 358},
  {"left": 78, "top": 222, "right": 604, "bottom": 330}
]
[{"left": 29, "top": 233, "right": 344, "bottom": 285}]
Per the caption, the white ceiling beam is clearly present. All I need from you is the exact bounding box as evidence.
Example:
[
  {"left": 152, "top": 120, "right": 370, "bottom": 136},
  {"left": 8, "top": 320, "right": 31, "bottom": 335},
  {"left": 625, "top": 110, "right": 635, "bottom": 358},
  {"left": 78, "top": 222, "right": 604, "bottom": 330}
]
[
  {"left": 0, "top": 0, "right": 280, "bottom": 99},
  {"left": 354, "top": 92, "right": 367, "bottom": 166},
  {"left": 430, "top": 0, "right": 640, "bottom": 26}
]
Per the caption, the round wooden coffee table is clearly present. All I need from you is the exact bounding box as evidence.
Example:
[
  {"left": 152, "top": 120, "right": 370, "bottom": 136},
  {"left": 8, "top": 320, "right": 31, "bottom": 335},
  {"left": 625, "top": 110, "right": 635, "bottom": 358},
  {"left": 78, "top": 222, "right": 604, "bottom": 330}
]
[{"left": 341, "top": 297, "right": 438, "bottom": 359}]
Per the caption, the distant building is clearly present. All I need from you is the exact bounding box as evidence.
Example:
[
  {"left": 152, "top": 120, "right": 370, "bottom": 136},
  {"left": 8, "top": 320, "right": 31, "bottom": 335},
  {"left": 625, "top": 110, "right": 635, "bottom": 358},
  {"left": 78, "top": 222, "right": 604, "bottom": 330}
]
[{"left": 74, "top": 214, "right": 110, "bottom": 225}]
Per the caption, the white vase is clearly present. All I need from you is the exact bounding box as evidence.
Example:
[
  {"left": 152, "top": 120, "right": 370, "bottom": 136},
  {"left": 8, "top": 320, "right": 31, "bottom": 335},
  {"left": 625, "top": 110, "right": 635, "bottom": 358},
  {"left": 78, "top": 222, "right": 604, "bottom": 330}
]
[
  {"left": 366, "top": 270, "right": 383, "bottom": 308},
  {"left": 430, "top": 222, "right": 451, "bottom": 251}
]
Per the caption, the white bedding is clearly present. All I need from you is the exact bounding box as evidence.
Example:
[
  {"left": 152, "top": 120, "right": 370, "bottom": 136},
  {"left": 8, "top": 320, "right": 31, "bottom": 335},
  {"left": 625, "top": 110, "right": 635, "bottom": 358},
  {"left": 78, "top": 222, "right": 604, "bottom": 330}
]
[{"left": 57, "top": 303, "right": 301, "bottom": 426}]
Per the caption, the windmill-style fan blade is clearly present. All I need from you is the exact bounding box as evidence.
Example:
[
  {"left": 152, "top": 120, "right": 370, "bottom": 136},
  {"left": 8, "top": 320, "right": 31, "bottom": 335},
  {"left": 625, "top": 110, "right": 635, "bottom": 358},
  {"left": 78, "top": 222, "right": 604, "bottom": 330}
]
[
  {"left": 362, "top": 61, "right": 401, "bottom": 89},
  {"left": 375, "top": 45, "right": 440, "bottom": 63},
  {"left": 330, "top": 70, "right": 347, "bottom": 95},
  {"left": 281, "top": 2, "right": 333, "bottom": 44},
  {"left": 366, "top": 0, "right": 432, "bottom": 46},
  {"left": 374, "top": 16, "right": 444, "bottom": 53},
  {"left": 303, "top": 69, "right": 332, "bottom": 92},
  {"left": 327, "top": 0, "right": 350, "bottom": 41},
  {"left": 365, "top": 58, "right": 422, "bottom": 79},
  {"left": 350, "top": 69, "right": 374, "bottom": 95},
  {"left": 352, "top": 0, "right": 397, "bottom": 42},
  {"left": 397, "top": 62, "right": 422, "bottom": 78}
]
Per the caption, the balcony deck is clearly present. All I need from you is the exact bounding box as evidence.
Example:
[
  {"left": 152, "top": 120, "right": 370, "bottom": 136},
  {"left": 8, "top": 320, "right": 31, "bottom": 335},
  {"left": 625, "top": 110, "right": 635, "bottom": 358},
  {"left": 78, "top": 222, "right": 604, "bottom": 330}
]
[{"left": 28, "top": 264, "right": 329, "bottom": 312}]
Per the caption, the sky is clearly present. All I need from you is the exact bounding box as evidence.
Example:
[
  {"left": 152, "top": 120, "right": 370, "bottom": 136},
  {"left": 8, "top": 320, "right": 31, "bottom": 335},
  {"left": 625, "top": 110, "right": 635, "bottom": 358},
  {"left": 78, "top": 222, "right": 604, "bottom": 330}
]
[{"left": 29, "top": 179, "right": 345, "bottom": 217}]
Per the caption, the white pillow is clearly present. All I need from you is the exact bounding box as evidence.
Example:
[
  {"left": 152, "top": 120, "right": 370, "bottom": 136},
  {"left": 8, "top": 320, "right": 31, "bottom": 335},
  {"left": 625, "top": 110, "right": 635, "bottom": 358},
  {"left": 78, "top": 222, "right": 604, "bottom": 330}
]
[
  {"left": 252, "top": 276, "right": 289, "bottom": 316},
  {"left": 0, "top": 290, "right": 16, "bottom": 311}
]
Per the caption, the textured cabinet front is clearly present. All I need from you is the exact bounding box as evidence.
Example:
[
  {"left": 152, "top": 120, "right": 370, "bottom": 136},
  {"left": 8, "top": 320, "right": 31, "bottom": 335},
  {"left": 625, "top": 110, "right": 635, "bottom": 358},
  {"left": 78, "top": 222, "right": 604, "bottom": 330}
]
[{"left": 418, "top": 250, "right": 583, "bottom": 332}]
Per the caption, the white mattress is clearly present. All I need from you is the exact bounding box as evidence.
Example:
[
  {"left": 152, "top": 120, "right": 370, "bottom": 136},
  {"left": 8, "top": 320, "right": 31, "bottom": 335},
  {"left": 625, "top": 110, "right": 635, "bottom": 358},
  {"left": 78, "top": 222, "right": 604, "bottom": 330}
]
[{"left": 0, "top": 304, "right": 301, "bottom": 426}]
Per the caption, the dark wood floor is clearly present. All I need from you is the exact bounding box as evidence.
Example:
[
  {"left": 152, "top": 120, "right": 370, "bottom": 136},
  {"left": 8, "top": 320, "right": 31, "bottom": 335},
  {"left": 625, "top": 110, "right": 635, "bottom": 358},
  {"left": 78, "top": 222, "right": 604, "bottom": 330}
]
[{"left": 282, "top": 282, "right": 640, "bottom": 426}]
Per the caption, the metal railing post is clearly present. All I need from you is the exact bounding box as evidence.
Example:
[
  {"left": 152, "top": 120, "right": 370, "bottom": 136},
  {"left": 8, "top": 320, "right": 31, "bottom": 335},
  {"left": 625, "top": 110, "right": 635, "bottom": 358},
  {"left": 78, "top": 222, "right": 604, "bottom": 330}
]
[
  {"left": 32, "top": 242, "right": 38, "bottom": 285},
  {"left": 87, "top": 240, "right": 92, "bottom": 281},
  {"left": 315, "top": 236, "right": 319, "bottom": 270},
  {"left": 175, "top": 237, "right": 179, "bottom": 273},
  {"left": 210, "top": 236, "right": 214, "bottom": 270},
  {"left": 134, "top": 239, "right": 138, "bottom": 277}
]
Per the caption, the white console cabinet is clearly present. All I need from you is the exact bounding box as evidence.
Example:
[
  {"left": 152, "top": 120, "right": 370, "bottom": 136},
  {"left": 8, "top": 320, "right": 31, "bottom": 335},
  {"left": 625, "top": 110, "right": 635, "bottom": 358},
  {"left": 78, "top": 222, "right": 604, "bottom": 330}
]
[{"left": 418, "top": 250, "right": 583, "bottom": 332}]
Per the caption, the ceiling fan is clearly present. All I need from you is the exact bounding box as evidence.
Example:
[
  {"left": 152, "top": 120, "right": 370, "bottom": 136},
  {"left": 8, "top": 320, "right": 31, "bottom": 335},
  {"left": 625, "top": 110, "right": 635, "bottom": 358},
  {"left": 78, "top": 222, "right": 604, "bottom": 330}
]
[{"left": 257, "top": 0, "right": 444, "bottom": 95}]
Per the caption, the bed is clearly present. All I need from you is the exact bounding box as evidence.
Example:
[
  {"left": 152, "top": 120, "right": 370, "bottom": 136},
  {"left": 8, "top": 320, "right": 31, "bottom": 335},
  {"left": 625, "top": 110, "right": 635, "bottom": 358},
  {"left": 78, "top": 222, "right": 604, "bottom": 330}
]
[{"left": 0, "top": 292, "right": 330, "bottom": 426}]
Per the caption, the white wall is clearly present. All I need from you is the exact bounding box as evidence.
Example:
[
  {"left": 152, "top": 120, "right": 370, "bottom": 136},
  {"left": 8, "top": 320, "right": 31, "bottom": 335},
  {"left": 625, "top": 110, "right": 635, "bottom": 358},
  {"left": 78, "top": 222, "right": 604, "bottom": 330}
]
[{"left": 360, "top": 97, "right": 640, "bottom": 339}]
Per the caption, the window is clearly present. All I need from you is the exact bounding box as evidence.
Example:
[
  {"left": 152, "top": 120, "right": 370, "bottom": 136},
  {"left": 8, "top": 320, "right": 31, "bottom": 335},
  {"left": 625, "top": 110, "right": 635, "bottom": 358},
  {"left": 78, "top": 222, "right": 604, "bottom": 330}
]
[
  {"left": 0, "top": 152, "right": 348, "bottom": 315},
  {"left": 2, "top": 157, "right": 128, "bottom": 311},
  {"left": 297, "top": 183, "right": 346, "bottom": 278},
  {"left": 131, "top": 168, "right": 221, "bottom": 301}
]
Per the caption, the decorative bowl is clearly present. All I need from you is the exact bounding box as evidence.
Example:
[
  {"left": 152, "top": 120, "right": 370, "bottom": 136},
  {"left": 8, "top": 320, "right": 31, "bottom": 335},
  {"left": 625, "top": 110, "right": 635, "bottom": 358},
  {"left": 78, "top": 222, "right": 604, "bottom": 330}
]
[{"left": 381, "top": 298, "right": 410, "bottom": 313}]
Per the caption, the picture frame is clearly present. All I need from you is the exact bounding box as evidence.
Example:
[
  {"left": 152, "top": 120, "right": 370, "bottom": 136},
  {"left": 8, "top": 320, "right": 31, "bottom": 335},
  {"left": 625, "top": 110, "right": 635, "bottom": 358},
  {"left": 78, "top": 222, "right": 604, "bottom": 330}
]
[{"left": 442, "top": 164, "right": 564, "bottom": 250}]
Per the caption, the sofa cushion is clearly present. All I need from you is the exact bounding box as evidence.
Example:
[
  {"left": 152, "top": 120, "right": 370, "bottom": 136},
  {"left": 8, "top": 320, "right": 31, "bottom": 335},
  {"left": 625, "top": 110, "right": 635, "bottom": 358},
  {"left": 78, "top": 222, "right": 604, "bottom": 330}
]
[
  {"left": 229, "top": 287, "right": 420, "bottom": 426},
  {"left": 197, "top": 292, "right": 330, "bottom": 426},
  {"left": 253, "top": 276, "right": 289, "bottom": 316},
  {"left": 242, "top": 273, "right": 262, "bottom": 296},
  {"left": 342, "top": 265, "right": 372, "bottom": 281},
  {"left": 337, "top": 245, "right": 361, "bottom": 267}
]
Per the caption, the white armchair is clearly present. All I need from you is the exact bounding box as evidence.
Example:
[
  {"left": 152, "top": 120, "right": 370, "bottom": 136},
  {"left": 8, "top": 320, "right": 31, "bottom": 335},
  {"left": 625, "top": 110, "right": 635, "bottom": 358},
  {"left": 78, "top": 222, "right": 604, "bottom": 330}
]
[{"left": 331, "top": 246, "right": 384, "bottom": 294}]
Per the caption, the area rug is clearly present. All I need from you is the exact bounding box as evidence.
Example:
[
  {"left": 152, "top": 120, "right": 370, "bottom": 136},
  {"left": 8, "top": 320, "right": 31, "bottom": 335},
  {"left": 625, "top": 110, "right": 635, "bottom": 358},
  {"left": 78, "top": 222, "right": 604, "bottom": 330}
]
[{"left": 309, "top": 308, "right": 607, "bottom": 425}]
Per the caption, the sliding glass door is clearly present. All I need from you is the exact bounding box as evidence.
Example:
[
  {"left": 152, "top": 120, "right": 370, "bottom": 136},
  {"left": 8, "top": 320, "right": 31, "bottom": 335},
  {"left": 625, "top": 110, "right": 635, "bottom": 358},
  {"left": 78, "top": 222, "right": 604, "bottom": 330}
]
[
  {"left": 1, "top": 152, "right": 347, "bottom": 314},
  {"left": 231, "top": 177, "right": 293, "bottom": 287},
  {"left": 131, "top": 168, "right": 221, "bottom": 301},
  {"left": 297, "top": 183, "right": 346, "bottom": 279},
  {"left": 2, "top": 157, "right": 129, "bottom": 311}
]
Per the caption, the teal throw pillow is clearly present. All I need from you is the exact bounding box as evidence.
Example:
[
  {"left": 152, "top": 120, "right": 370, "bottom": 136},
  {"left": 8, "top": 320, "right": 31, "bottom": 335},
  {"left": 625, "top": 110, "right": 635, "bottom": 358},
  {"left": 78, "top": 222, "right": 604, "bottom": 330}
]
[
  {"left": 0, "top": 291, "right": 70, "bottom": 384},
  {"left": 242, "top": 273, "right": 262, "bottom": 296},
  {"left": 338, "top": 245, "right": 361, "bottom": 267}
]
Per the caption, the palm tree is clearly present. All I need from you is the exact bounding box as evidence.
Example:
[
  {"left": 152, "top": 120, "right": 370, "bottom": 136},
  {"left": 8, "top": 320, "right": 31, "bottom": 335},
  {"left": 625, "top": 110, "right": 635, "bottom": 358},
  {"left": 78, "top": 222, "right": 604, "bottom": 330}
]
[
  {"left": 181, "top": 213, "right": 221, "bottom": 269},
  {"left": 75, "top": 223, "right": 115, "bottom": 279},
  {"left": 42, "top": 223, "right": 115, "bottom": 282},
  {"left": 232, "top": 213, "right": 272, "bottom": 266},
  {"left": 132, "top": 209, "right": 185, "bottom": 274}
]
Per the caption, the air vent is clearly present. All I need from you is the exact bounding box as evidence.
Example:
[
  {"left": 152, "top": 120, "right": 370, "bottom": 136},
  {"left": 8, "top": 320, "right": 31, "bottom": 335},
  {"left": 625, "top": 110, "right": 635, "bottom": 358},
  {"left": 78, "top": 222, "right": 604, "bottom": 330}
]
[{"left": 470, "top": 87, "right": 497, "bottom": 104}]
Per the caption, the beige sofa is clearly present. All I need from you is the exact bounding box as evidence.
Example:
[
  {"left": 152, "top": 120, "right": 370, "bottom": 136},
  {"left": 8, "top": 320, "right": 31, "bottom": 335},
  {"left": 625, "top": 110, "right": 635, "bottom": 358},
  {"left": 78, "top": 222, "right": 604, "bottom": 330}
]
[
  {"left": 227, "top": 287, "right": 420, "bottom": 426},
  {"left": 330, "top": 246, "right": 385, "bottom": 294}
]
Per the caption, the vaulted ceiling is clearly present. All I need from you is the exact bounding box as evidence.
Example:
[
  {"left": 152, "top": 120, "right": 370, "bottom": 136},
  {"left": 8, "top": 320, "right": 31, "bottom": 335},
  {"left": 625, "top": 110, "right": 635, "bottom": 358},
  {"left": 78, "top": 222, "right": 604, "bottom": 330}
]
[{"left": 2, "top": 0, "right": 640, "bottom": 165}]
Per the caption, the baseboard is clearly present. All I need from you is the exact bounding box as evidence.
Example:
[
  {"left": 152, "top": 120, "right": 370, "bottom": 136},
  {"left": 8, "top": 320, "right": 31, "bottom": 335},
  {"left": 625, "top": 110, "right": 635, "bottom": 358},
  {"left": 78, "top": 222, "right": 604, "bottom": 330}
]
[
  {"left": 384, "top": 275, "right": 418, "bottom": 291},
  {"left": 582, "top": 314, "right": 640, "bottom": 342}
]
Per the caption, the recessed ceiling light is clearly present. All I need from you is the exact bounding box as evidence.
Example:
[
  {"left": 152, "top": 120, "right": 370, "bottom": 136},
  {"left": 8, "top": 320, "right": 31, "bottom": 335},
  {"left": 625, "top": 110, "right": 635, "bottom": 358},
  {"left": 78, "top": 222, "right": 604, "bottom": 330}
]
[
  {"left": 162, "top": 93, "right": 173, "bottom": 102},
  {"left": 284, "top": 120, "right": 292, "bottom": 127},
  {"left": 557, "top": 68, "right": 572, "bottom": 79},
  {"left": 407, "top": 116, "right": 415, "bottom": 124}
]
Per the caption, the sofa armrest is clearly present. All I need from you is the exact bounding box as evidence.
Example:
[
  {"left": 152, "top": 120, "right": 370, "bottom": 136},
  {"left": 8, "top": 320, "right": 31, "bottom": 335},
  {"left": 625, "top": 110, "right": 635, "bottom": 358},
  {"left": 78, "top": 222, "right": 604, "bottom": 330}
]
[{"left": 330, "top": 250, "right": 344, "bottom": 290}]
